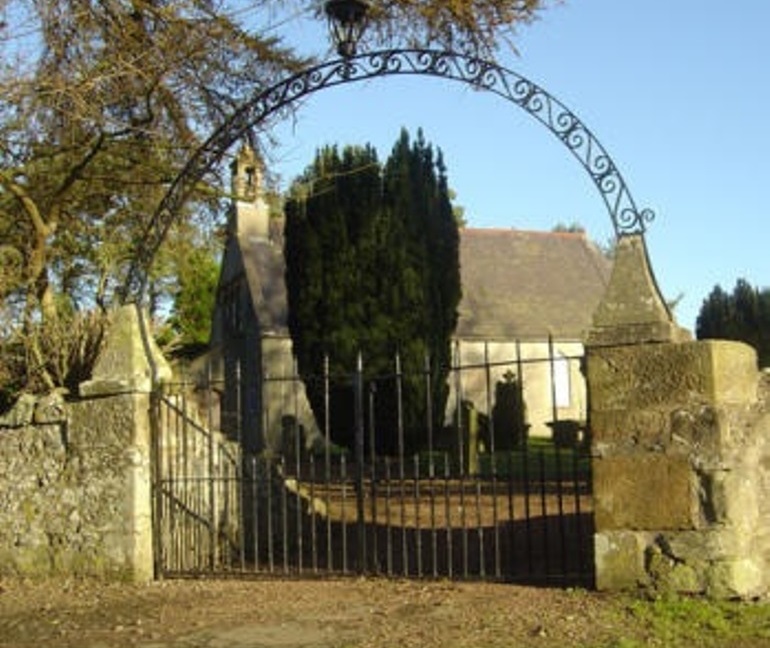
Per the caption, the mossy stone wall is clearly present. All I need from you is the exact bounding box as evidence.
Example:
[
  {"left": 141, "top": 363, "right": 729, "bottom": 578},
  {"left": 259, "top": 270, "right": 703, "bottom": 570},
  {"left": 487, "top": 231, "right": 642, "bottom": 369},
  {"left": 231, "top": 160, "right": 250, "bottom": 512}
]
[
  {"left": 0, "top": 305, "right": 162, "bottom": 582},
  {"left": 0, "top": 392, "right": 153, "bottom": 581}
]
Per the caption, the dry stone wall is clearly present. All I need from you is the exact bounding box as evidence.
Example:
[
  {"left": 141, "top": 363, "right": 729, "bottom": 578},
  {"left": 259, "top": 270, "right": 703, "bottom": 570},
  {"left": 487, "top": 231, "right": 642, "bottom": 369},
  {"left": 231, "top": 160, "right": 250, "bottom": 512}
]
[
  {"left": 0, "top": 392, "right": 153, "bottom": 580},
  {"left": 0, "top": 305, "right": 164, "bottom": 581}
]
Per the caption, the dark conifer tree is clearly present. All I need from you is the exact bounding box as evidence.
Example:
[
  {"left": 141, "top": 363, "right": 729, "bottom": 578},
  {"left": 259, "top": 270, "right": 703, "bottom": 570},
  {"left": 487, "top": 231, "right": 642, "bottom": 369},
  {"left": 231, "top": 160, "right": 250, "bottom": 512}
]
[
  {"left": 696, "top": 279, "right": 770, "bottom": 368},
  {"left": 381, "top": 129, "right": 460, "bottom": 453},
  {"left": 284, "top": 130, "right": 460, "bottom": 455},
  {"left": 284, "top": 145, "right": 382, "bottom": 451}
]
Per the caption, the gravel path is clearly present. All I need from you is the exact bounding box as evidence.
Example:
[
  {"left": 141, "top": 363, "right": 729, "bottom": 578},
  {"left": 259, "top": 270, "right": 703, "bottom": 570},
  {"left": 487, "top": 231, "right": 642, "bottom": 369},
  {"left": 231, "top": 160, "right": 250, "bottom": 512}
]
[
  {"left": 3, "top": 576, "right": 770, "bottom": 648},
  {"left": 0, "top": 577, "right": 627, "bottom": 648}
]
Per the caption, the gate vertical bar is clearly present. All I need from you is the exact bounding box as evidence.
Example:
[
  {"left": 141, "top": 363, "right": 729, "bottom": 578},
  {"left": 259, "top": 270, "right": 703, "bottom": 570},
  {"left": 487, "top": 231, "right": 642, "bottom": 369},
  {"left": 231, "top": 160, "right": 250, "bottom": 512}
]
[
  {"left": 206, "top": 364, "right": 216, "bottom": 572},
  {"left": 413, "top": 454, "right": 422, "bottom": 577},
  {"left": 548, "top": 335, "right": 558, "bottom": 426},
  {"left": 555, "top": 447, "right": 568, "bottom": 580},
  {"left": 310, "top": 454, "right": 318, "bottom": 573},
  {"left": 396, "top": 352, "right": 407, "bottom": 577},
  {"left": 457, "top": 345, "right": 468, "bottom": 577},
  {"left": 251, "top": 455, "right": 259, "bottom": 572},
  {"left": 384, "top": 456, "right": 393, "bottom": 575},
  {"left": 341, "top": 454, "right": 348, "bottom": 574},
  {"left": 324, "top": 355, "right": 332, "bottom": 571},
  {"left": 208, "top": 380, "right": 218, "bottom": 571},
  {"left": 281, "top": 455, "right": 289, "bottom": 573},
  {"left": 267, "top": 453, "right": 274, "bottom": 573},
  {"left": 484, "top": 342, "right": 501, "bottom": 578},
  {"left": 505, "top": 452, "right": 516, "bottom": 578},
  {"left": 260, "top": 367, "right": 270, "bottom": 572},
  {"left": 573, "top": 448, "right": 587, "bottom": 584},
  {"left": 150, "top": 383, "right": 164, "bottom": 578},
  {"left": 515, "top": 339, "right": 525, "bottom": 441},
  {"left": 523, "top": 443, "right": 533, "bottom": 576},
  {"left": 444, "top": 453, "right": 453, "bottom": 578},
  {"left": 236, "top": 360, "right": 242, "bottom": 445},
  {"left": 293, "top": 359, "right": 303, "bottom": 574},
  {"left": 165, "top": 399, "right": 177, "bottom": 572},
  {"left": 454, "top": 340, "right": 464, "bottom": 475},
  {"left": 354, "top": 352, "right": 366, "bottom": 574},
  {"left": 460, "top": 462, "right": 468, "bottom": 578},
  {"left": 475, "top": 471, "right": 484, "bottom": 578},
  {"left": 368, "top": 382, "right": 378, "bottom": 572},
  {"left": 425, "top": 353, "right": 438, "bottom": 578},
  {"left": 181, "top": 391, "right": 190, "bottom": 571},
  {"left": 424, "top": 353, "right": 434, "bottom": 474},
  {"left": 538, "top": 449, "right": 550, "bottom": 578}
]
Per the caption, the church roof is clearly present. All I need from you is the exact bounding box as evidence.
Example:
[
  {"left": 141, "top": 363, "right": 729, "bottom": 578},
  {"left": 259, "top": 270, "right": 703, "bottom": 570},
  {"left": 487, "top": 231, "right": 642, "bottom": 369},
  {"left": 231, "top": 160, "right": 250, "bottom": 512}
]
[
  {"left": 457, "top": 228, "right": 610, "bottom": 340},
  {"left": 240, "top": 234, "right": 287, "bottom": 336},
  {"left": 238, "top": 227, "right": 610, "bottom": 342}
]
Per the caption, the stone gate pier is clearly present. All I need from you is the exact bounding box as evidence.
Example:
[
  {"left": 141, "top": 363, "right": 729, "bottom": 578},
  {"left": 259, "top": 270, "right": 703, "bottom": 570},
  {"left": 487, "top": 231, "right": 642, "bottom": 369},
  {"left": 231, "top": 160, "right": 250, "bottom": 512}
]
[
  {"left": 587, "top": 235, "right": 770, "bottom": 598},
  {"left": 0, "top": 305, "right": 168, "bottom": 581}
]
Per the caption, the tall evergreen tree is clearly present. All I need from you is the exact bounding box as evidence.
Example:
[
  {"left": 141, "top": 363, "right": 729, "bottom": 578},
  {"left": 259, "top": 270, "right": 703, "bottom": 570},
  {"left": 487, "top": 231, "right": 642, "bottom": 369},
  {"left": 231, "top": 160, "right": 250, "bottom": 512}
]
[
  {"left": 696, "top": 279, "right": 770, "bottom": 368},
  {"left": 284, "top": 144, "right": 383, "bottom": 451},
  {"left": 284, "top": 130, "right": 460, "bottom": 455},
  {"left": 381, "top": 129, "right": 460, "bottom": 451}
]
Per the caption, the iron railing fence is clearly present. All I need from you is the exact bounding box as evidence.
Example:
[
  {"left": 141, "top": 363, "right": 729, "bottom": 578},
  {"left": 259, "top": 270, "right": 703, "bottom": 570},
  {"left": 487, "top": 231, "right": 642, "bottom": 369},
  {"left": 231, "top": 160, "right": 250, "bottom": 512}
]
[
  {"left": 152, "top": 342, "right": 594, "bottom": 586},
  {"left": 151, "top": 388, "right": 242, "bottom": 576}
]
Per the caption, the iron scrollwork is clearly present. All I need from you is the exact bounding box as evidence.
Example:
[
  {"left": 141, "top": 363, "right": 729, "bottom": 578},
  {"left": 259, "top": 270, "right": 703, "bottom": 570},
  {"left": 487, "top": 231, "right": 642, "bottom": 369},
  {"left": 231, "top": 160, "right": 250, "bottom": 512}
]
[{"left": 121, "top": 48, "right": 654, "bottom": 301}]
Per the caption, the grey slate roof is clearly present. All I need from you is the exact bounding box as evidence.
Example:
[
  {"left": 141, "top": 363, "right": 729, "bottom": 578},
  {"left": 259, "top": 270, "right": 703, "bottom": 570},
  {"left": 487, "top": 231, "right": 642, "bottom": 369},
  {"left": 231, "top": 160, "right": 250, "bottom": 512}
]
[
  {"left": 240, "top": 235, "right": 288, "bottom": 336},
  {"left": 240, "top": 227, "right": 610, "bottom": 341},
  {"left": 456, "top": 229, "right": 611, "bottom": 341}
]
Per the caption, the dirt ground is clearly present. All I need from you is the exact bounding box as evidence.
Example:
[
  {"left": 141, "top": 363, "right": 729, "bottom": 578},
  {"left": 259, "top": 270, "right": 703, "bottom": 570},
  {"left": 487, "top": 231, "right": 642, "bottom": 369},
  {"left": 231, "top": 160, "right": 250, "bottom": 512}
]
[{"left": 0, "top": 576, "right": 768, "bottom": 648}]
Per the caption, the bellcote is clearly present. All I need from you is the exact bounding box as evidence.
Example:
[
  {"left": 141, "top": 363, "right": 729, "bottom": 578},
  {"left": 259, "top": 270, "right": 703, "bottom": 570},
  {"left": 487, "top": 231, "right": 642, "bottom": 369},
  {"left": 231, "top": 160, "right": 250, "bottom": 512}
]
[{"left": 230, "top": 145, "right": 270, "bottom": 241}]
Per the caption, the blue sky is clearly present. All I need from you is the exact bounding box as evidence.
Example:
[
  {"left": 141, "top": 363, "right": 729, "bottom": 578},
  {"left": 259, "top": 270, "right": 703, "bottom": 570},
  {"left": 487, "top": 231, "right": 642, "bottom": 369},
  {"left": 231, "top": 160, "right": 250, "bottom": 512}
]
[{"left": 267, "top": 0, "right": 769, "bottom": 333}]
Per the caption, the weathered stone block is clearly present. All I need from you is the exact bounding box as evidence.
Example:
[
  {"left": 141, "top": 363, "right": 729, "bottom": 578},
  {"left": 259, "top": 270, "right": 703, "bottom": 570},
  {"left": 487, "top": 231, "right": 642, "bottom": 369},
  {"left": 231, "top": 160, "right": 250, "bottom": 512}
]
[
  {"left": 645, "top": 541, "right": 705, "bottom": 594},
  {"left": 588, "top": 345, "right": 702, "bottom": 413},
  {"left": 706, "top": 558, "right": 766, "bottom": 600},
  {"left": 670, "top": 405, "right": 723, "bottom": 458},
  {"left": 706, "top": 468, "right": 761, "bottom": 530},
  {"left": 594, "top": 530, "right": 651, "bottom": 591},
  {"left": 593, "top": 455, "right": 696, "bottom": 531},
  {"left": 665, "top": 529, "right": 749, "bottom": 563},
  {"left": 587, "top": 341, "right": 758, "bottom": 414},
  {"left": 708, "top": 341, "right": 760, "bottom": 404},
  {"left": 591, "top": 408, "right": 672, "bottom": 451}
]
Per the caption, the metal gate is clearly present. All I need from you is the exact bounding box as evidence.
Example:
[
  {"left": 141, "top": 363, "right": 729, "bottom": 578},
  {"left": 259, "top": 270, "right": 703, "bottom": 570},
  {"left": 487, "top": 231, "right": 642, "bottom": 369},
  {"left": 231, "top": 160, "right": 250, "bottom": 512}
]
[{"left": 151, "top": 346, "right": 594, "bottom": 586}]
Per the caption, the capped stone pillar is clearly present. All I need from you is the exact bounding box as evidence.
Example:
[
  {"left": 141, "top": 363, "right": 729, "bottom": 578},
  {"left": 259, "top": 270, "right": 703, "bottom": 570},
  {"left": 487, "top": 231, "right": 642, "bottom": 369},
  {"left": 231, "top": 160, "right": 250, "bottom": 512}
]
[
  {"left": 587, "top": 234, "right": 690, "bottom": 346},
  {"left": 585, "top": 235, "right": 769, "bottom": 599},
  {"left": 77, "top": 304, "right": 172, "bottom": 582}
]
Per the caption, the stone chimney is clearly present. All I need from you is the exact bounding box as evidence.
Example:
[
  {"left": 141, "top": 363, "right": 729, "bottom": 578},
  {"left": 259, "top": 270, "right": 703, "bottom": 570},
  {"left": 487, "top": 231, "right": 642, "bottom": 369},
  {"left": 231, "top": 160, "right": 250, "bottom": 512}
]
[{"left": 231, "top": 145, "right": 270, "bottom": 242}]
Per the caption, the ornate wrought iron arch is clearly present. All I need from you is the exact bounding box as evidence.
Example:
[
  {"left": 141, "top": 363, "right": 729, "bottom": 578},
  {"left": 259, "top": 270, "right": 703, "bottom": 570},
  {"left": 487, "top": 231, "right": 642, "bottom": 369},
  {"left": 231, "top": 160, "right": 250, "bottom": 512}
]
[{"left": 121, "top": 48, "right": 654, "bottom": 301}]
